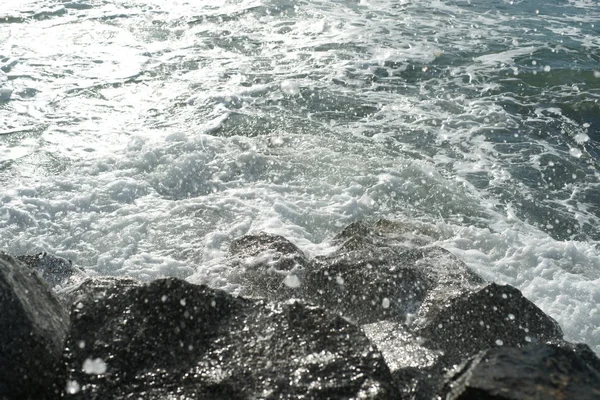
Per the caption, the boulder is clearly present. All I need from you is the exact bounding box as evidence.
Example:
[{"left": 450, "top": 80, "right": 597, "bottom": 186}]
[
  {"left": 62, "top": 278, "right": 397, "bottom": 399},
  {"left": 223, "top": 221, "right": 584, "bottom": 400},
  {"left": 0, "top": 253, "right": 69, "bottom": 399},
  {"left": 332, "top": 219, "right": 446, "bottom": 253},
  {"left": 16, "top": 252, "right": 84, "bottom": 288},
  {"left": 228, "top": 232, "right": 308, "bottom": 300},
  {"left": 414, "top": 283, "right": 564, "bottom": 364},
  {"left": 441, "top": 344, "right": 600, "bottom": 400},
  {"left": 229, "top": 221, "right": 484, "bottom": 325},
  {"left": 303, "top": 246, "right": 483, "bottom": 325},
  {"left": 58, "top": 275, "right": 141, "bottom": 309},
  {"left": 362, "top": 320, "right": 444, "bottom": 400}
]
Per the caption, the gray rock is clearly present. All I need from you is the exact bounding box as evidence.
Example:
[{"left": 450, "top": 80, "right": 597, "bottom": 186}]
[
  {"left": 16, "top": 252, "right": 84, "bottom": 288},
  {"left": 414, "top": 283, "right": 564, "bottom": 364},
  {"left": 332, "top": 219, "right": 446, "bottom": 253},
  {"left": 228, "top": 232, "right": 308, "bottom": 300},
  {"left": 63, "top": 278, "right": 398, "bottom": 399},
  {"left": 442, "top": 344, "right": 600, "bottom": 400},
  {"left": 0, "top": 253, "right": 69, "bottom": 399},
  {"left": 58, "top": 275, "right": 141, "bottom": 308},
  {"left": 304, "top": 248, "right": 434, "bottom": 324},
  {"left": 303, "top": 245, "right": 483, "bottom": 325},
  {"left": 229, "top": 221, "right": 483, "bottom": 325}
]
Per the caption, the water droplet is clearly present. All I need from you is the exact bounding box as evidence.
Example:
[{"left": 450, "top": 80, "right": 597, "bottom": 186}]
[
  {"left": 569, "top": 148, "right": 582, "bottom": 158},
  {"left": 280, "top": 80, "right": 300, "bottom": 96},
  {"left": 382, "top": 298, "right": 390, "bottom": 309},
  {"left": 284, "top": 274, "right": 301, "bottom": 288},
  {"left": 83, "top": 358, "right": 107, "bottom": 375},
  {"left": 65, "top": 380, "right": 80, "bottom": 394}
]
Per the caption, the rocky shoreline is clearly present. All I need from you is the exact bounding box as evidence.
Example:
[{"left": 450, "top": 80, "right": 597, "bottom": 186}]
[{"left": 1, "top": 220, "right": 599, "bottom": 399}]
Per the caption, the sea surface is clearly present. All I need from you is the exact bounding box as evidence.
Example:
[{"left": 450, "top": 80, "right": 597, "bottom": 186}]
[{"left": 1, "top": 0, "right": 599, "bottom": 354}]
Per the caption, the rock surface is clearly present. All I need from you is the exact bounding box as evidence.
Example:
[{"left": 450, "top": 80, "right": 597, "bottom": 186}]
[
  {"left": 0, "top": 253, "right": 69, "bottom": 399},
  {"left": 228, "top": 232, "right": 308, "bottom": 301},
  {"left": 414, "top": 282, "right": 564, "bottom": 364},
  {"left": 58, "top": 275, "right": 141, "bottom": 308},
  {"left": 63, "top": 278, "right": 397, "bottom": 399},
  {"left": 16, "top": 252, "right": 84, "bottom": 288},
  {"left": 304, "top": 246, "right": 485, "bottom": 325},
  {"left": 442, "top": 344, "right": 600, "bottom": 400},
  {"left": 226, "top": 220, "right": 575, "bottom": 400},
  {"left": 1, "top": 220, "right": 599, "bottom": 399}
]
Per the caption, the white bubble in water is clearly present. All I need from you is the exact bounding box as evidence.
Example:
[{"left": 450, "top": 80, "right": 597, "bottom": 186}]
[
  {"left": 83, "top": 358, "right": 107, "bottom": 375},
  {"left": 495, "top": 339, "right": 504, "bottom": 346},
  {"left": 569, "top": 148, "right": 583, "bottom": 158},
  {"left": 594, "top": 71, "right": 600, "bottom": 78},
  {"left": 574, "top": 133, "right": 589, "bottom": 144},
  {"left": 65, "top": 380, "right": 80, "bottom": 394},
  {"left": 281, "top": 80, "right": 300, "bottom": 96},
  {"left": 335, "top": 275, "right": 344, "bottom": 285},
  {"left": 544, "top": 65, "right": 551, "bottom": 72},
  {"left": 284, "top": 274, "right": 301, "bottom": 288},
  {"left": 382, "top": 298, "right": 390, "bottom": 309}
]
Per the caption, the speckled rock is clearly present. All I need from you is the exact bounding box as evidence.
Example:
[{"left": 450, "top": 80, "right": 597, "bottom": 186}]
[
  {"left": 228, "top": 232, "right": 308, "bottom": 301},
  {"left": 63, "top": 278, "right": 397, "bottom": 399},
  {"left": 0, "top": 253, "right": 69, "bottom": 399},
  {"left": 414, "top": 282, "right": 564, "bottom": 365},
  {"left": 442, "top": 344, "right": 600, "bottom": 400},
  {"left": 16, "top": 252, "right": 84, "bottom": 288}
]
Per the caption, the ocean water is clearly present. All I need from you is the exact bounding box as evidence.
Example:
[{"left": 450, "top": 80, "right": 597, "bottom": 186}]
[{"left": 1, "top": 0, "right": 599, "bottom": 354}]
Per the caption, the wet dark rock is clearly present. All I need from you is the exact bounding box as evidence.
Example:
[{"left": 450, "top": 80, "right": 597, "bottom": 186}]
[
  {"left": 0, "top": 253, "right": 69, "bottom": 399},
  {"left": 229, "top": 221, "right": 483, "bottom": 325},
  {"left": 304, "top": 248, "right": 433, "bottom": 324},
  {"left": 414, "top": 282, "right": 564, "bottom": 365},
  {"left": 58, "top": 275, "right": 141, "bottom": 308},
  {"left": 552, "top": 341, "right": 600, "bottom": 375},
  {"left": 1, "top": 221, "right": 595, "bottom": 399},
  {"left": 441, "top": 344, "right": 600, "bottom": 400},
  {"left": 228, "top": 232, "right": 308, "bottom": 300},
  {"left": 303, "top": 246, "right": 484, "bottom": 325},
  {"left": 333, "top": 219, "right": 445, "bottom": 253},
  {"left": 16, "top": 252, "right": 84, "bottom": 287},
  {"left": 362, "top": 321, "right": 443, "bottom": 400},
  {"left": 223, "top": 221, "right": 590, "bottom": 400},
  {"left": 63, "top": 278, "right": 397, "bottom": 399}
]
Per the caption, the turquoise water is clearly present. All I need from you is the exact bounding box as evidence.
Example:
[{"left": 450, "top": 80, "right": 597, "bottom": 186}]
[{"left": 1, "top": 0, "right": 599, "bottom": 353}]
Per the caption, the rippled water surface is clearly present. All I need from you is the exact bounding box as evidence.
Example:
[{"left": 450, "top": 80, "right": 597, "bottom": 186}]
[{"left": 1, "top": 0, "right": 599, "bottom": 353}]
